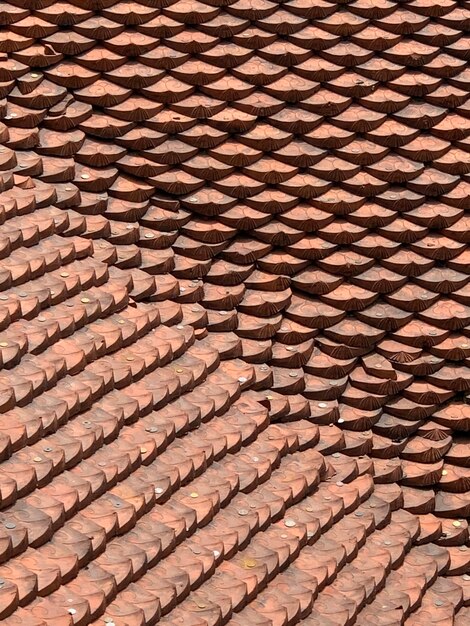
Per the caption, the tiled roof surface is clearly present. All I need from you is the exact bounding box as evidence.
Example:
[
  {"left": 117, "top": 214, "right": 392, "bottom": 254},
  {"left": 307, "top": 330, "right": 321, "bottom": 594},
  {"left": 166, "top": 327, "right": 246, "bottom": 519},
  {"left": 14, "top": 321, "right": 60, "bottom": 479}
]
[{"left": 0, "top": 0, "right": 470, "bottom": 624}]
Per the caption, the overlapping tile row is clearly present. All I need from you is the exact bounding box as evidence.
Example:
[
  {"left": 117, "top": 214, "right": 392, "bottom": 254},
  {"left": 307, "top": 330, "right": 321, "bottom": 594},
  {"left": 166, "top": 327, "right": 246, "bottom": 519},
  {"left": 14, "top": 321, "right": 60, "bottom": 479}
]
[{"left": 1, "top": 0, "right": 470, "bottom": 624}]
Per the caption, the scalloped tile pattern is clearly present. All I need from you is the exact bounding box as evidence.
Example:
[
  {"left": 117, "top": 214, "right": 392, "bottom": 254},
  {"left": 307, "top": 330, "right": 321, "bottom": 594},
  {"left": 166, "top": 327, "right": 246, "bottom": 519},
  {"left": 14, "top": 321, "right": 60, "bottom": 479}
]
[{"left": 0, "top": 0, "right": 470, "bottom": 624}]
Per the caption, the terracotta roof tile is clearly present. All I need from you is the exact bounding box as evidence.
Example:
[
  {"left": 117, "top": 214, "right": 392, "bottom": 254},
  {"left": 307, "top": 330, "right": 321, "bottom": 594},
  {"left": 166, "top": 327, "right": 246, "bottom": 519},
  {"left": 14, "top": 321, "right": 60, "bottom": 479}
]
[{"left": 0, "top": 0, "right": 470, "bottom": 623}]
